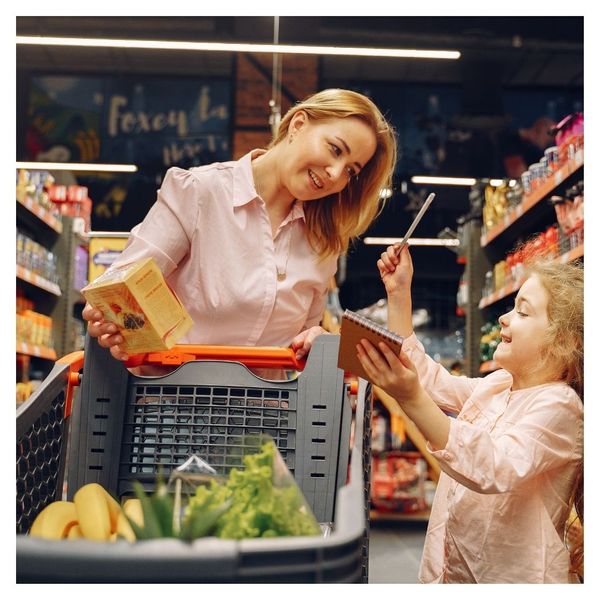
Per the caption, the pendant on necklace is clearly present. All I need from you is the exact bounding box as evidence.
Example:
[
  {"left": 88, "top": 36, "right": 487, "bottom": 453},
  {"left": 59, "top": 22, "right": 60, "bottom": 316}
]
[{"left": 277, "top": 272, "right": 286, "bottom": 282}]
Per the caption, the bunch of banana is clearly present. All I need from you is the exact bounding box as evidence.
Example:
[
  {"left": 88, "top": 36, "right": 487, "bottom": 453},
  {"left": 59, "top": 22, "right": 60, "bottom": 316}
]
[{"left": 28, "top": 483, "right": 143, "bottom": 542}]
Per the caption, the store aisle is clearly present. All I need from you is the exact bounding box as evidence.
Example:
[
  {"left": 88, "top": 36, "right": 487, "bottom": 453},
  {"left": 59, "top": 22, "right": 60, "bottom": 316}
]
[{"left": 368, "top": 520, "right": 427, "bottom": 583}]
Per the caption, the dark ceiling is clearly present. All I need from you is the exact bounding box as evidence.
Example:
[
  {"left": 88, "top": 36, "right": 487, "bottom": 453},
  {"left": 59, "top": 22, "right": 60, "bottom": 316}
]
[{"left": 17, "top": 16, "right": 583, "bottom": 87}]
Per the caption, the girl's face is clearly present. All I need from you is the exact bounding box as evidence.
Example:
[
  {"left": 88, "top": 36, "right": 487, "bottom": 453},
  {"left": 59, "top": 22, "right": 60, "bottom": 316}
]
[
  {"left": 494, "top": 275, "right": 554, "bottom": 389},
  {"left": 282, "top": 113, "right": 377, "bottom": 201}
]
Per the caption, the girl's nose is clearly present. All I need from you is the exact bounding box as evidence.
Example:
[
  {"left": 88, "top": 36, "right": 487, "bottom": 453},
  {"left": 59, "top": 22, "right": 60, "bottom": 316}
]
[{"left": 499, "top": 312, "right": 509, "bottom": 327}]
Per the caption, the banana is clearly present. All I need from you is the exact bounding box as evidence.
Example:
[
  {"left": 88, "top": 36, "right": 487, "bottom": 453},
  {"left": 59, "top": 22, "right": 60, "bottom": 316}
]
[
  {"left": 116, "top": 498, "right": 143, "bottom": 542},
  {"left": 73, "top": 483, "right": 112, "bottom": 541},
  {"left": 29, "top": 501, "right": 78, "bottom": 540},
  {"left": 101, "top": 488, "right": 123, "bottom": 533},
  {"left": 66, "top": 524, "right": 83, "bottom": 539}
]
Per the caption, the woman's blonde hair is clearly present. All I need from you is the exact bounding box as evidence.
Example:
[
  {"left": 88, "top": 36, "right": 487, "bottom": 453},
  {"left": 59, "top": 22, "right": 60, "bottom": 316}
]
[
  {"left": 270, "top": 88, "right": 397, "bottom": 259},
  {"left": 525, "top": 258, "right": 583, "bottom": 581}
]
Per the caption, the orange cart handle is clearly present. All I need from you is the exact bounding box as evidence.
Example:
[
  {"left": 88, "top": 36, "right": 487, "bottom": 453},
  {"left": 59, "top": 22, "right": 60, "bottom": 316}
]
[
  {"left": 124, "top": 345, "right": 307, "bottom": 371},
  {"left": 56, "top": 350, "right": 85, "bottom": 418}
]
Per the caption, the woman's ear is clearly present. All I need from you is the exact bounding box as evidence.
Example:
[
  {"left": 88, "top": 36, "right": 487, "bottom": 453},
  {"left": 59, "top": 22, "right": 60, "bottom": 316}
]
[{"left": 288, "top": 110, "right": 308, "bottom": 138}]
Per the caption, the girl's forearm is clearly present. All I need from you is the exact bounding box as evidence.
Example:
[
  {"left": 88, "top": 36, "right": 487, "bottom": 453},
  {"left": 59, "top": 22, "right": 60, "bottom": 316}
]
[
  {"left": 400, "top": 389, "right": 451, "bottom": 451},
  {"left": 387, "top": 289, "right": 414, "bottom": 338}
]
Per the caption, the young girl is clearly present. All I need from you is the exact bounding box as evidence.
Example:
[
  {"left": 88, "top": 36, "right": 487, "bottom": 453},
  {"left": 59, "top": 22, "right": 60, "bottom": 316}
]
[
  {"left": 356, "top": 245, "right": 583, "bottom": 583},
  {"left": 83, "top": 88, "right": 397, "bottom": 362}
]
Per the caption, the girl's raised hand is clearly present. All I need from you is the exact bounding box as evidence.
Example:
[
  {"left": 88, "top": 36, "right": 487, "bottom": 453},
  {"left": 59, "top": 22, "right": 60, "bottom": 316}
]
[
  {"left": 356, "top": 338, "right": 422, "bottom": 404},
  {"left": 378, "top": 245, "right": 414, "bottom": 297}
]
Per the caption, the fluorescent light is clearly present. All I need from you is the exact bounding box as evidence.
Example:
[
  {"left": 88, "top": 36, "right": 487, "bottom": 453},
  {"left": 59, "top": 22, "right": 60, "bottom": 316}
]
[
  {"left": 17, "top": 162, "right": 138, "bottom": 173},
  {"left": 411, "top": 176, "right": 476, "bottom": 186},
  {"left": 489, "top": 179, "right": 505, "bottom": 187},
  {"left": 380, "top": 188, "right": 393, "bottom": 199},
  {"left": 364, "top": 237, "right": 460, "bottom": 247},
  {"left": 16, "top": 35, "right": 461, "bottom": 60}
]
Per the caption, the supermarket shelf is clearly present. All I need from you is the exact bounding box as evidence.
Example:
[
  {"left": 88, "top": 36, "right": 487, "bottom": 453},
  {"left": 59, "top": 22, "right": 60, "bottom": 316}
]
[
  {"left": 479, "top": 360, "right": 499, "bottom": 374},
  {"left": 480, "top": 150, "right": 583, "bottom": 247},
  {"left": 16, "top": 341, "right": 57, "bottom": 360},
  {"left": 16, "top": 196, "right": 63, "bottom": 234},
  {"left": 16, "top": 264, "right": 62, "bottom": 297},
  {"left": 478, "top": 244, "right": 584, "bottom": 308},
  {"left": 370, "top": 509, "right": 430, "bottom": 522}
]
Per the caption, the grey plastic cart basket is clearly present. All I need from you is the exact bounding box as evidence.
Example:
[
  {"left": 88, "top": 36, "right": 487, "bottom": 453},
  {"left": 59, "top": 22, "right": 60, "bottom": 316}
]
[{"left": 17, "top": 334, "right": 372, "bottom": 583}]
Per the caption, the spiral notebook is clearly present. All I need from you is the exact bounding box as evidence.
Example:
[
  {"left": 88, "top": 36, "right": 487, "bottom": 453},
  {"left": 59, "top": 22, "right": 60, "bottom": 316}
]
[{"left": 337, "top": 309, "right": 404, "bottom": 380}]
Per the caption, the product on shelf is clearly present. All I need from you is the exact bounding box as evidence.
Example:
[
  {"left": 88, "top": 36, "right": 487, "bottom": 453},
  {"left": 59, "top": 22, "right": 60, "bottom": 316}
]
[
  {"left": 16, "top": 169, "right": 63, "bottom": 221},
  {"left": 480, "top": 321, "right": 501, "bottom": 363},
  {"left": 371, "top": 452, "right": 429, "bottom": 514},
  {"left": 49, "top": 184, "right": 93, "bottom": 231},
  {"left": 554, "top": 112, "right": 584, "bottom": 165},
  {"left": 16, "top": 230, "right": 60, "bottom": 285}
]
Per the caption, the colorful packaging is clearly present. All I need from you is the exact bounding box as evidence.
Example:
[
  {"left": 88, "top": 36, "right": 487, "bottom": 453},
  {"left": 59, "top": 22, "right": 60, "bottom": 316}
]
[{"left": 81, "top": 257, "right": 193, "bottom": 354}]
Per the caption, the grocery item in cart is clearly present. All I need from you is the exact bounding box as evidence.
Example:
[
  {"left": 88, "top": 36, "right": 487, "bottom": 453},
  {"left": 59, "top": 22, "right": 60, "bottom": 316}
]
[{"left": 81, "top": 257, "right": 193, "bottom": 354}]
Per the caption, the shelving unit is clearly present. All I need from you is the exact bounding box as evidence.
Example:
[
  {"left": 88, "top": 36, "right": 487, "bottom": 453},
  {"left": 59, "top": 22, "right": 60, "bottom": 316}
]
[
  {"left": 17, "top": 181, "right": 89, "bottom": 404},
  {"left": 465, "top": 150, "right": 584, "bottom": 376}
]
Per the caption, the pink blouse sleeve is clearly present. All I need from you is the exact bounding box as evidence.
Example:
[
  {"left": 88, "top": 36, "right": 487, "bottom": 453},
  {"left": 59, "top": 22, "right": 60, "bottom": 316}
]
[
  {"left": 108, "top": 167, "right": 202, "bottom": 278},
  {"left": 402, "top": 333, "right": 480, "bottom": 414},
  {"left": 430, "top": 387, "right": 582, "bottom": 494}
]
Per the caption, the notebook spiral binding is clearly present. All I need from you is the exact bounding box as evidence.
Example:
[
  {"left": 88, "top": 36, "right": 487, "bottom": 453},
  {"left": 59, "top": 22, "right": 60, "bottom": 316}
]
[{"left": 343, "top": 310, "right": 404, "bottom": 346}]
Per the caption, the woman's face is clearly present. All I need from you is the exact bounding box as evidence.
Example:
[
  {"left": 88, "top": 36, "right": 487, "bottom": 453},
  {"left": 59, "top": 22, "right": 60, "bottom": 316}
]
[
  {"left": 282, "top": 113, "right": 377, "bottom": 201},
  {"left": 494, "top": 275, "right": 554, "bottom": 388}
]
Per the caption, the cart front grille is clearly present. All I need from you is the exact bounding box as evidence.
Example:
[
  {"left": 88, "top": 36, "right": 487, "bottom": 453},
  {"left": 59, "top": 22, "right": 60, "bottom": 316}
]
[{"left": 119, "top": 384, "right": 297, "bottom": 480}]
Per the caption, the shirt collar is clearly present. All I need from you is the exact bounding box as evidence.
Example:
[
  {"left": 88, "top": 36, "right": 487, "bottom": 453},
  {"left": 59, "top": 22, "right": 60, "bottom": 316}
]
[
  {"left": 232, "top": 149, "right": 266, "bottom": 207},
  {"left": 233, "top": 149, "right": 306, "bottom": 224}
]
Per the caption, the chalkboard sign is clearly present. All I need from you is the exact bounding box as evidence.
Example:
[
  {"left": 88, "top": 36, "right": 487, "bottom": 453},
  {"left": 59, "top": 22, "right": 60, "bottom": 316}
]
[{"left": 25, "top": 75, "right": 232, "bottom": 170}]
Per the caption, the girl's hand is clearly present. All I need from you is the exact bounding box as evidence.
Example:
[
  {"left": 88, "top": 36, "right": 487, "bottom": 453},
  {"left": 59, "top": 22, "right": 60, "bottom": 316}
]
[
  {"left": 291, "top": 325, "right": 329, "bottom": 360},
  {"left": 81, "top": 303, "right": 129, "bottom": 361},
  {"left": 356, "top": 338, "right": 422, "bottom": 404},
  {"left": 378, "top": 244, "right": 414, "bottom": 297}
]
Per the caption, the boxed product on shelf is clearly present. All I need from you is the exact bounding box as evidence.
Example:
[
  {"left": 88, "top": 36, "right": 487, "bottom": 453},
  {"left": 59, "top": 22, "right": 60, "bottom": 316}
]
[
  {"left": 81, "top": 257, "right": 193, "bottom": 354},
  {"left": 371, "top": 451, "right": 429, "bottom": 514}
]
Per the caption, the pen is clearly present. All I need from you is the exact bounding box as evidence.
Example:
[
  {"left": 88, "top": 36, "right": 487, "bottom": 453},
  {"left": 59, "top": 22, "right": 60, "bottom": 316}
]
[{"left": 394, "top": 192, "right": 436, "bottom": 256}]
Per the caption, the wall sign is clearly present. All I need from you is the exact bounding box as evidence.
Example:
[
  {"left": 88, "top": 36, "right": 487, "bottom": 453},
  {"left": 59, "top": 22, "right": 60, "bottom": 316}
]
[{"left": 26, "top": 75, "right": 232, "bottom": 169}]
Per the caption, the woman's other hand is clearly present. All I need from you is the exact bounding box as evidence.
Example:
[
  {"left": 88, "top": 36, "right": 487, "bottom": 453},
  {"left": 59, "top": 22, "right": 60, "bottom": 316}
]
[
  {"left": 81, "top": 303, "right": 129, "bottom": 361},
  {"left": 291, "top": 325, "right": 329, "bottom": 360}
]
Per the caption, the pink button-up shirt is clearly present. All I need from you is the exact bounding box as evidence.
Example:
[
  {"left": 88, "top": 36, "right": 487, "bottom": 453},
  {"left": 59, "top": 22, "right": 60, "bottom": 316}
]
[
  {"left": 401, "top": 334, "right": 583, "bottom": 583},
  {"left": 108, "top": 150, "right": 338, "bottom": 347}
]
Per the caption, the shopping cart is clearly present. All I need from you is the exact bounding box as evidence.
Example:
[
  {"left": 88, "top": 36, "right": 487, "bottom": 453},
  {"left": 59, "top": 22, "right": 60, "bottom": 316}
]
[{"left": 17, "top": 334, "right": 372, "bottom": 583}]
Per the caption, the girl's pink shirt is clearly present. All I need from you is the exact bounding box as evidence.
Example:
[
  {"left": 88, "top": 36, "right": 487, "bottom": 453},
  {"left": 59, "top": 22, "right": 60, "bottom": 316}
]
[
  {"left": 107, "top": 150, "right": 338, "bottom": 347},
  {"left": 402, "top": 333, "right": 583, "bottom": 583}
]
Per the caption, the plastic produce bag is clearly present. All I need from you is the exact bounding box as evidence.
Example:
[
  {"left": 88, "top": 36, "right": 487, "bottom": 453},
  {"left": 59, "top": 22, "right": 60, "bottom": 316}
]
[{"left": 171, "top": 435, "right": 322, "bottom": 540}]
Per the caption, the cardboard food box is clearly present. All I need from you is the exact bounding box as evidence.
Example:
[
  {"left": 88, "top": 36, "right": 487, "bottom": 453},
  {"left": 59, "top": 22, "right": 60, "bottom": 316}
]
[{"left": 81, "top": 257, "right": 193, "bottom": 354}]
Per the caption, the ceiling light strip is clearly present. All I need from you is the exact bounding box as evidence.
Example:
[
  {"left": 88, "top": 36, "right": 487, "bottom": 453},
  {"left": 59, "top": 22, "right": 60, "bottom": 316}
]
[
  {"left": 16, "top": 36, "right": 461, "bottom": 59},
  {"left": 411, "top": 176, "right": 476, "bottom": 186},
  {"left": 17, "top": 162, "right": 138, "bottom": 173},
  {"left": 364, "top": 237, "right": 460, "bottom": 247}
]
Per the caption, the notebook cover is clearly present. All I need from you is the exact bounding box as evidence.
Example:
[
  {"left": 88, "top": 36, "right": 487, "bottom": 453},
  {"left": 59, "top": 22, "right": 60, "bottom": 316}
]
[{"left": 337, "top": 310, "right": 404, "bottom": 380}]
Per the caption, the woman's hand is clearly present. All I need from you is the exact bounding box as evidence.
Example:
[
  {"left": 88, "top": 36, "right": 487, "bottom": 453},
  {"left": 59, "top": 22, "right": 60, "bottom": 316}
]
[
  {"left": 81, "top": 303, "right": 130, "bottom": 361},
  {"left": 291, "top": 325, "right": 329, "bottom": 360},
  {"left": 356, "top": 338, "right": 422, "bottom": 405},
  {"left": 378, "top": 244, "right": 414, "bottom": 298}
]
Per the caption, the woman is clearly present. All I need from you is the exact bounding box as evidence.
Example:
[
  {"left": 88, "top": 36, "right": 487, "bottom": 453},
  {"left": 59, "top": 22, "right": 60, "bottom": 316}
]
[{"left": 83, "top": 88, "right": 397, "bottom": 362}]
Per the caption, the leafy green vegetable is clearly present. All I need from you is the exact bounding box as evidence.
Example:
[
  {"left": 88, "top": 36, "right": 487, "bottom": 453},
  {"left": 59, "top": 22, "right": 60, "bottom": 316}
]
[{"left": 184, "top": 441, "right": 321, "bottom": 539}]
